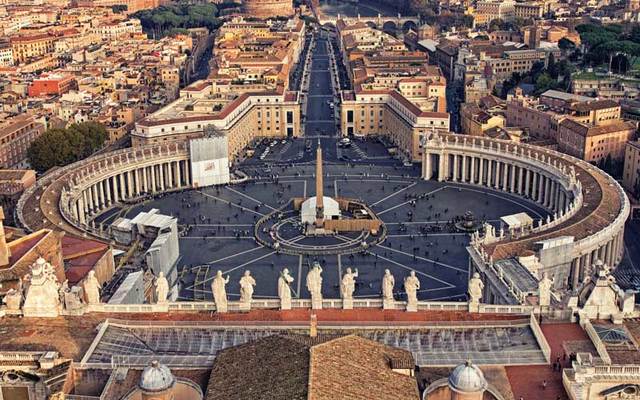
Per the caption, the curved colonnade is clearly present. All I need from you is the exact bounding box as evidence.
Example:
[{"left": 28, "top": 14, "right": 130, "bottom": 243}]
[
  {"left": 17, "top": 142, "right": 191, "bottom": 241},
  {"left": 422, "top": 133, "right": 630, "bottom": 290},
  {"left": 17, "top": 133, "right": 629, "bottom": 293}
]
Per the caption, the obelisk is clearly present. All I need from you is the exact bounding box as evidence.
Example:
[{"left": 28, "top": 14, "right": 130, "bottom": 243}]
[{"left": 315, "top": 142, "right": 324, "bottom": 227}]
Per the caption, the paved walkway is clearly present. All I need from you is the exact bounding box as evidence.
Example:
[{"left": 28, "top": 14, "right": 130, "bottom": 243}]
[{"left": 505, "top": 323, "right": 590, "bottom": 400}]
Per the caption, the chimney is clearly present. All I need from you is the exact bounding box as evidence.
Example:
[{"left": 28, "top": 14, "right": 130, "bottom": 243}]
[
  {"left": 310, "top": 313, "right": 318, "bottom": 338},
  {"left": 0, "top": 207, "right": 11, "bottom": 266}
]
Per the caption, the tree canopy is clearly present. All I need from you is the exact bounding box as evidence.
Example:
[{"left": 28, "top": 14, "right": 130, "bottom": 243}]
[
  {"left": 132, "top": 2, "right": 227, "bottom": 38},
  {"left": 28, "top": 122, "right": 108, "bottom": 173},
  {"left": 577, "top": 23, "right": 640, "bottom": 72}
]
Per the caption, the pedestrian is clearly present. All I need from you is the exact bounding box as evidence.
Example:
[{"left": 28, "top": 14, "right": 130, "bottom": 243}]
[{"left": 542, "top": 380, "right": 547, "bottom": 389}]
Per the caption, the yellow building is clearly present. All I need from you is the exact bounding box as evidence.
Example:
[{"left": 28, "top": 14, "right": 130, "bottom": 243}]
[{"left": 340, "top": 90, "right": 450, "bottom": 162}]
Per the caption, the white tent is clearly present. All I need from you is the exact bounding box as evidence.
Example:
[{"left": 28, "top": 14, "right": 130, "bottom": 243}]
[{"left": 301, "top": 196, "right": 341, "bottom": 225}]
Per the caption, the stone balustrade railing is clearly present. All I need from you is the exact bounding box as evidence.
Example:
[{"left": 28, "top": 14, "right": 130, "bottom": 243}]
[
  {"left": 530, "top": 313, "right": 551, "bottom": 363},
  {"left": 54, "top": 299, "right": 541, "bottom": 317},
  {"left": 582, "top": 319, "right": 612, "bottom": 365}
]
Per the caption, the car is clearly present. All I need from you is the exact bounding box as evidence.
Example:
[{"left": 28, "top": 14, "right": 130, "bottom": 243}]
[
  {"left": 270, "top": 140, "right": 278, "bottom": 147},
  {"left": 280, "top": 139, "right": 287, "bottom": 144}
]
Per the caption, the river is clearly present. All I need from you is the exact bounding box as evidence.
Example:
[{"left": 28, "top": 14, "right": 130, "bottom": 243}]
[{"left": 317, "top": 0, "right": 416, "bottom": 17}]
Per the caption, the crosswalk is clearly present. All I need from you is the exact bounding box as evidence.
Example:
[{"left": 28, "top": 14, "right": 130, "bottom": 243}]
[{"left": 351, "top": 142, "right": 367, "bottom": 159}]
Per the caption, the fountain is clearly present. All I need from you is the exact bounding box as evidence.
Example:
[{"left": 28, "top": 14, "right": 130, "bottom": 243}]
[{"left": 455, "top": 211, "right": 482, "bottom": 232}]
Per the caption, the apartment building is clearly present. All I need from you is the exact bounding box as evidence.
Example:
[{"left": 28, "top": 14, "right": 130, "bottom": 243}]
[
  {"left": 133, "top": 90, "right": 301, "bottom": 160},
  {"left": 0, "top": 114, "right": 46, "bottom": 168},
  {"left": 623, "top": 139, "right": 640, "bottom": 198},
  {"left": 507, "top": 90, "right": 637, "bottom": 163},
  {"left": 10, "top": 32, "right": 57, "bottom": 64}
]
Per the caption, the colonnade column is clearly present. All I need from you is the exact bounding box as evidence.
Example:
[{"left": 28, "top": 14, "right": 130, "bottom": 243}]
[
  {"left": 127, "top": 171, "right": 134, "bottom": 198},
  {"left": 176, "top": 161, "right": 182, "bottom": 187},
  {"left": 518, "top": 167, "right": 524, "bottom": 194},
  {"left": 571, "top": 256, "right": 582, "bottom": 289},
  {"left": 461, "top": 155, "right": 467, "bottom": 183},
  {"left": 470, "top": 157, "right": 476, "bottom": 183},
  {"left": 78, "top": 197, "right": 86, "bottom": 225},
  {"left": 500, "top": 162, "right": 507, "bottom": 190},
  {"left": 452, "top": 154, "right": 459, "bottom": 182}
]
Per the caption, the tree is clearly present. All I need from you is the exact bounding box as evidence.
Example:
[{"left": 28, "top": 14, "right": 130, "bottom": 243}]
[
  {"left": 558, "top": 38, "right": 576, "bottom": 51},
  {"left": 547, "top": 53, "right": 558, "bottom": 79},
  {"left": 534, "top": 72, "right": 557, "bottom": 94},
  {"left": 28, "top": 122, "right": 107, "bottom": 173}
]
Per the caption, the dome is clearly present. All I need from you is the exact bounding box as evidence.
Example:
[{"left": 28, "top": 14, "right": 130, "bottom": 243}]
[
  {"left": 139, "top": 361, "right": 175, "bottom": 392},
  {"left": 448, "top": 361, "right": 487, "bottom": 393}
]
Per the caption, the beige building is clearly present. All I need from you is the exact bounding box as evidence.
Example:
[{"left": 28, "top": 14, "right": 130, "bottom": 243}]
[
  {"left": 10, "top": 32, "right": 56, "bottom": 64},
  {"left": 460, "top": 102, "right": 506, "bottom": 137},
  {"left": 341, "top": 90, "right": 450, "bottom": 161},
  {"left": 622, "top": 139, "right": 640, "bottom": 198},
  {"left": 134, "top": 89, "right": 301, "bottom": 161},
  {"left": 506, "top": 91, "right": 635, "bottom": 163},
  {"left": 557, "top": 118, "right": 636, "bottom": 163},
  {"left": 0, "top": 114, "right": 46, "bottom": 168}
]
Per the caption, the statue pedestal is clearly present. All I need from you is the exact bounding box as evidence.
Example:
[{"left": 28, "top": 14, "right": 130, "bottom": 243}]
[
  {"left": 311, "top": 298, "right": 323, "bottom": 310},
  {"left": 281, "top": 299, "right": 292, "bottom": 310},
  {"left": 216, "top": 303, "right": 228, "bottom": 313},
  {"left": 4, "top": 292, "right": 21, "bottom": 311},
  {"left": 468, "top": 301, "right": 480, "bottom": 313},
  {"left": 383, "top": 299, "right": 394, "bottom": 310},
  {"left": 239, "top": 301, "right": 251, "bottom": 312},
  {"left": 343, "top": 298, "right": 353, "bottom": 310},
  {"left": 406, "top": 301, "right": 417, "bottom": 312}
]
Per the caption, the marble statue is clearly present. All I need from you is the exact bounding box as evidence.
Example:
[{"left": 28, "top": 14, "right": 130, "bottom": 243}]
[
  {"left": 278, "top": 268, "right": 294, "bottom": 310},
  {"left": 341, "top": 267, "right": 358, "bottom": 300},
  {"left": 3, "top": 288, "right": 22, "bottom": 311},
  {"left": 58, "top": 279, "right": 69, "bottom": 306},
  {"left": 307, "top": 262, "right": 322, "bottom": 300},
  {"left": 404, "top": 271, "right": 420, "bottom": 312},
  {"left": 23, "top": 258, "right": 61, "bottom": 317},
  {"left": 239, "top": 270, "right": 256, "bottom": 303},
  {"left": 382, "top": 269, "right": 395, "bottom": 305},
  {"left": 155, "top": 272, "right": 169, "bottom": 304},
  {"left": 538, "top": 272, "right": 552, "bottom": 307},
  {"left": 468, "top": 272, "right": 484, "bottom": 307},
  {"left": 212, "top": 270, "right": 230, "bottom": 313},
  {"left": 83, "top": 270, "right": 101, "bottom": 305},
  {"left": 64, "top": 286, "right": 84, "bottom": 311}
]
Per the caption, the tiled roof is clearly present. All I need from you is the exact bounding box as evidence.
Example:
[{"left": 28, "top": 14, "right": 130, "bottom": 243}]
[
  {"left": 205, "top": 334, "right": 419, "bottom": 400},
  {"left": 206, "top": 335, "right": 311, "bottom": 400},
  {"left": 309, "top": 335, "right": 418, "bottom": 400}
]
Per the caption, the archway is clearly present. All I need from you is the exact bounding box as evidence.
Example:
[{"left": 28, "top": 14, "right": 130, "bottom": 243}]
[
  {"left": 382, "top": 20, "right": 397, "bottom": 35},
  {"left": 402, "top": 20, "right": 417, "bottom": 34}
]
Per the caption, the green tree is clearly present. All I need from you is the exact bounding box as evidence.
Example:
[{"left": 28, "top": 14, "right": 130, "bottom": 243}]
[
  {"left": 558, "top": 38, "right": 576, "bottom": 51},
  {"left": 28, "top": 122, "right": 107, "bottom": 173},
  {"left": 534, "top": 72, "right": 557, "bottom": 94}
]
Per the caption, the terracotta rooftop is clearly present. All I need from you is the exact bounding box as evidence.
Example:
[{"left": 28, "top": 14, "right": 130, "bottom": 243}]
[{"left": 205, "top": 334, "right": 418, "bottom": 400}]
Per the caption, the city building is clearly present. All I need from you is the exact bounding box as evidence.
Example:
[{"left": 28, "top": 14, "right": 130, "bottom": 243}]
[
  {"left": 28, "top": 74, "right": 77, "bottom": 97},
  {"left": 622, "top": 139, "right": 640, "bottom": 199},
  {"left": 241, "top": 0, "right": 294, "bottom": 18},
  {"left": 0, "top": 114, "right": 45, "bottom": 168}
]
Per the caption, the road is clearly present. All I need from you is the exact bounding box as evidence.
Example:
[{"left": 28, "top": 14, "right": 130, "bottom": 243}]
[{"left": 303, "top": 30, "right": 338, "bottom": 140}]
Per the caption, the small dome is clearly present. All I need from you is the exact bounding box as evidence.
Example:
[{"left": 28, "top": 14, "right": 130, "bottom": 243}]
[
  {"left": 448, "top": 361, "right": 487, "bottom": 393},
  {"left": 139, "top": 360, "right": 175, "bottom": 392}
]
